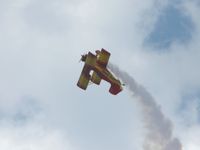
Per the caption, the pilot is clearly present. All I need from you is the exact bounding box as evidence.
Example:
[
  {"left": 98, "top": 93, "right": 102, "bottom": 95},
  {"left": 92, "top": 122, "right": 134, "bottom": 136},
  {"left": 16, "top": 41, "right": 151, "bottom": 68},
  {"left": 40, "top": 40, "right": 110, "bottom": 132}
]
[{"left": 95, "top": 50, "right": 101, "bottom": 55}]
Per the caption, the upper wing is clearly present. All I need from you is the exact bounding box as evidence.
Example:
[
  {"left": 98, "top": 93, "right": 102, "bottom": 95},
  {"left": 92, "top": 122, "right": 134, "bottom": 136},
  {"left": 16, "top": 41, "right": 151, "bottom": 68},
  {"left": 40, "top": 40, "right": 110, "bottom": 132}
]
[
  {"left": 77, "top": 65, "right": 91, "bottom": 90},
  {"left": 77, "top": 51, "right": 97, "bottom": 90},
  {"left": 97, "top": 48, "right": 110, "bottom": 67},
  {"left": 85, "top": 52, "right": 96, "bottom": 66}
]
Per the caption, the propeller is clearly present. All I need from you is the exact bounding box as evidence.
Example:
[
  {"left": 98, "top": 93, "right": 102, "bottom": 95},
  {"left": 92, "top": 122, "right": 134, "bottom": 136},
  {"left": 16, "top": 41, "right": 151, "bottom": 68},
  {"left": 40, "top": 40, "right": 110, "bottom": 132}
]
[
  {"left": 78, "top": 57, "right": 81, "bottom": 62},
  {"left": 79, "top": 55, "right": 84, "bottom": 63}
]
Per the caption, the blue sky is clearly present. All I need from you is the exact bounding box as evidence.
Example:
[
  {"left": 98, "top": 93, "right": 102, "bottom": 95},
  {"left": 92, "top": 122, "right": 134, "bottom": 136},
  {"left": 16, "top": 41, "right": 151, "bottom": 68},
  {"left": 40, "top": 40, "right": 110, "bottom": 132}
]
[
  {"left": 0, "top": 0, "right": 200, "bottom": 150},
  {"left": 145, "top": 3, "right": 194, "bottom": 49}
]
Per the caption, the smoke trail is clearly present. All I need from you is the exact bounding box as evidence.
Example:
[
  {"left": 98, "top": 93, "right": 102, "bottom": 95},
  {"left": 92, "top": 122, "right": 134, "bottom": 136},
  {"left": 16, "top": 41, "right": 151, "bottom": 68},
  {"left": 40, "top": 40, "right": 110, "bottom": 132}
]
[{"left": 108, "top": 63, "right": 182, "bottom": 150}]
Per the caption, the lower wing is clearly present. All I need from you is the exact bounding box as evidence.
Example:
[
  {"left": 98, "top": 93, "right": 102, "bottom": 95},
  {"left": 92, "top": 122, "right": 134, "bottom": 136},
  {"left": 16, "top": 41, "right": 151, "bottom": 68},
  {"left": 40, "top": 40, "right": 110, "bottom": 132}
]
[{"left": 77, "top": 65, "right": 91, "bottom": 90}]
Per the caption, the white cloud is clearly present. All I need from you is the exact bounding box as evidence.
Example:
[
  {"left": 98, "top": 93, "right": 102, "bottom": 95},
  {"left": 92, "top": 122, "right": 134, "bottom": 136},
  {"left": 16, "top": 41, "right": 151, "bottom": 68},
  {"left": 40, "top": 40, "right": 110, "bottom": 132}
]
[
  {"left": 0, "top": 118, "right": 75, "bottom": 150},
  {"left": 180, "top": 125, "right": 200, "bottom": 150},
  {"left": 0, "top": 0, "right": 200, "bottom": 149},
  {"left": 0, "top": 98, "right": 75, "bottom": 150}
]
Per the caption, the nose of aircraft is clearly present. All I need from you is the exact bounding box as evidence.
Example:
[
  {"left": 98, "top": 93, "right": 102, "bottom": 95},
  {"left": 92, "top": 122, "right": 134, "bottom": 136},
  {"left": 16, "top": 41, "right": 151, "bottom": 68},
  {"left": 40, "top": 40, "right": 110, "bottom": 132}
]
[{"left": 81, "top": 54, "right": 87, "bottom": 62}]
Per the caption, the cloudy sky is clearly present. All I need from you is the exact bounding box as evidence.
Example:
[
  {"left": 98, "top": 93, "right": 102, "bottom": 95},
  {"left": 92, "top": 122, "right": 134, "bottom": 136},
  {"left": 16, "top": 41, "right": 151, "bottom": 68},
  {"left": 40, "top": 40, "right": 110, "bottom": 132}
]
[{"left": 0, "top": 0, "right": 200, "bottom": 150}]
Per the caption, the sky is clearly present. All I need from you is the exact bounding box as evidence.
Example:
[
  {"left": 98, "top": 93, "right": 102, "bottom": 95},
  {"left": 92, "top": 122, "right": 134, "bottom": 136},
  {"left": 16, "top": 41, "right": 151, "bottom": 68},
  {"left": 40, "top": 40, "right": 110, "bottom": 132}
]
[{"left": 0, "top": 0, "right": 200, "bottom": 150}]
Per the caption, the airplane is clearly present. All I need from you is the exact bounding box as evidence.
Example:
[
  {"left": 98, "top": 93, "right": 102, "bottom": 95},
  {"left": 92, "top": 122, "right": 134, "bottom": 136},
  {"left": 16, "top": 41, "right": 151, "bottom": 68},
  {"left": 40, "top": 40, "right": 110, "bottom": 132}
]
[{"left": 77, "top": 48, "right": 123, "bottom": 95}]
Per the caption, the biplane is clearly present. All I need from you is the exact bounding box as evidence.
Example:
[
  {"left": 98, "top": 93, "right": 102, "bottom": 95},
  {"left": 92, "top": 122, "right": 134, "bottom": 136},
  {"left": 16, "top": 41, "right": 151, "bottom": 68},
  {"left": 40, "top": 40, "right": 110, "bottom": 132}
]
[{"left": 77, "top": 48, "right": 123, "bottom": 95}]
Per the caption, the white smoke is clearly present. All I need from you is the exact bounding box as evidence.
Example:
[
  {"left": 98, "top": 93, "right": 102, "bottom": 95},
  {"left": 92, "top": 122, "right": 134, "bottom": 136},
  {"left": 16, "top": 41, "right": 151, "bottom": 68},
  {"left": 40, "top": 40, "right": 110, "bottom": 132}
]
[{"left": 108, "top": 63, "right": 182, "bottom": 150}]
